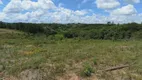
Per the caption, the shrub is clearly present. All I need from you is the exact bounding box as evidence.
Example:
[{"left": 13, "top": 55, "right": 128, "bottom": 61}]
[
  {"left": 81, "top": 62, "right": 94, "bottom": 77},
  {"left": 54, "top": 34, "right": 64, "bottom": 40},
  {"left": 132, "top": 30, "right": 142, "bottom": 39},
  {"left": 0, "top": 22, "right": 142, "bottom": 40}
]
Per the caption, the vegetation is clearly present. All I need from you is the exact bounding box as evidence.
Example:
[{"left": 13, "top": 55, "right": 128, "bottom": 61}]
[
  {"left": 0, "top": 22, "right": 142, "bottom": 40},
  {"left": 0, "top": 22, "right": 142, "bottom": 80},
  {"left": 81, "top": 62, "right": 95, "bottom": 77}
]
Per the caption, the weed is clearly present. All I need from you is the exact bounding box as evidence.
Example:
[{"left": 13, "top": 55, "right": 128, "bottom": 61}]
[
  {"left": 93, "top": 57, "right": 97, "bottom": 65},
  {"left": 81, "top": 62, "right": 95, "bottom": 77}
]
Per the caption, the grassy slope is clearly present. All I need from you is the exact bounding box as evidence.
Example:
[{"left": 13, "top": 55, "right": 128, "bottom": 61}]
[{"left": 0, "top": 29, "right": 142, "bottom": 80}]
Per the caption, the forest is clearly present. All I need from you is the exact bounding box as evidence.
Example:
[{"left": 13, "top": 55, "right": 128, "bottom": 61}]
[{"left": 0, "top": 21, "right": 142, "bottom": 40}]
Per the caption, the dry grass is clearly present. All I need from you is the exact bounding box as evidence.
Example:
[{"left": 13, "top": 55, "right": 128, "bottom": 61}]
[{"left": 0, "top": 29, "right": 142, "bottom": 80}]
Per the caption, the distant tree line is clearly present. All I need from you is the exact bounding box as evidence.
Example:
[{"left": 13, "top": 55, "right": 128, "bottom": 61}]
[{"left": 0, "top": 21, "right": 142, "bottom": 40}]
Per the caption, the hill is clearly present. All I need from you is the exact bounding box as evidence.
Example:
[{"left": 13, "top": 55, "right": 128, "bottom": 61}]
[
  {"left": 0, "top": 28, "right": 142, "bottom": 80},
  {"left": 0, "top": 22, "right": 142, "bottom": 40},
  {"left": 0, "top": 28, "right": 21, "bottom": 34}
]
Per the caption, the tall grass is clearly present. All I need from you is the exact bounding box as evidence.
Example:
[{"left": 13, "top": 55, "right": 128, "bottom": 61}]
[{"left": 0, "top": 30, "right": 142, "bottom": 79}]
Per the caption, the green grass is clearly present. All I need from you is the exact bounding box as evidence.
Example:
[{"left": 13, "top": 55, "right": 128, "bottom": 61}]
[
  {"left": 81, "top": 62, "right": 95, "bottom": 77},
  {"left": 0, "top": 29, "right": 142, "bottom": 80}
]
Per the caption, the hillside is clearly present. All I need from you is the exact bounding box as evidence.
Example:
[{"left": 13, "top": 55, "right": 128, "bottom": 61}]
[
  {"left": 0, "top": 22, "right": 142, "bottom": 40},
  {"left": 0, "top": 29, "right": 21, "bottom": 34},
  {"left": 0, "top": 29, "right": 142, "bottom": 80}
]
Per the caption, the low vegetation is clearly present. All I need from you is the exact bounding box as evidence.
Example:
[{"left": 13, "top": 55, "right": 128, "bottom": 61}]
[
  {"left": 0, "top": 22, "right": 142, "bottom": 80},
  {"left": 81, "top": 62, "right": 95, "bottom": 77}
]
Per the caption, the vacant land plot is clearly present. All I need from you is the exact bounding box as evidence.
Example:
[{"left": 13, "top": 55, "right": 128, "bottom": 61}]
[{"left": 0, "top": 29, "right": 142, "bottom": 80}]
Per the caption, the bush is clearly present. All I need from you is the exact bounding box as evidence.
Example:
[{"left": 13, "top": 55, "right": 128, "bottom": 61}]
[
  {"left": 54, "top": 34, "right": 64, "bottom": 40},
  {"left": 132, "top": 30, "right": 142, "bottom": 39},
  {"left": 81, "top": 62, "right": 94, "bottom": 77},
  {"left": 0, "top": 22, "right": 142, "bottom": 40}
]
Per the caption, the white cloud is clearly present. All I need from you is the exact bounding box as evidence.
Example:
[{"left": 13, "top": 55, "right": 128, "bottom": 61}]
[
  {"left": 21, "top": 0, "right": 39, "bottom": 10},
  {"left": 111, "top": 4, "right": 137, "bottom": 15},
  {"left": 0, "top": 0, "right": 142, "bottom": 23},
  {"left": 3, "top": 0, "right": 56, "bottom": 13},
  {"left": 74, "top": 10, "right": 88, "bottom": 16},
  {"left": 138, "top": 13, "right": 142, "bottom": 16},
  {"left": 3, "top": 0, "right": 23, "bottom": 13},
  {"left": 0, "top": 0, "right": 3, "bottom": 4},
  {"left": 0, "top": 12, "right": 5, "bottom": 21},
  {"left": 58, "top": 3, "right": 64, "bottom": 7},
  {"left": 1, "top": 0, "right": 91, "bottom": 23},
  {"left": 95, "top": 0, "right": 120, "bottom": 9},
  {"left": 124, "top": 0, "right": 140, "bottom": 3},
  {"left": 38, "top": 0, "right": 55, "bottom": 10}
]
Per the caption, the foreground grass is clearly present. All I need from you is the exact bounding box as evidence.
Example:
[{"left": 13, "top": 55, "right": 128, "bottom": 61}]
[{"left": 0, "top": 29, "right": 142, "bottom": 80}]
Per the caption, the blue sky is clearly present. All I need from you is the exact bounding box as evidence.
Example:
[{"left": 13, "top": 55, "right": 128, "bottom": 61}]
[{"left": 0, "top": 0, "right": 142, "bottom": 23}]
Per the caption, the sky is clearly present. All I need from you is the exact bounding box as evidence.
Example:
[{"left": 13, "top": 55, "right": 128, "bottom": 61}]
[{"left": 0, "top": 0, "right": 142, "bottom": 23}]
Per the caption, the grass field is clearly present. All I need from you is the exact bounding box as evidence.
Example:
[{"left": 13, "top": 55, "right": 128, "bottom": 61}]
[{"left": 0, "top": 29, "right": 142, "bottom": 80}]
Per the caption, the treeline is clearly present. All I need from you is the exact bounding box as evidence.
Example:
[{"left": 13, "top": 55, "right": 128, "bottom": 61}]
[
  {"left": 0, "top": 21, "right": 142, "bottom": 40},
  {"left": 0, "top": 22, "right": 57, "bottom": 36}
]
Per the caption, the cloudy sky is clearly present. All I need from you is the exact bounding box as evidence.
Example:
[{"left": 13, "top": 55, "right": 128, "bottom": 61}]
[{"left": 0, "top": 0, "right": 142, "bottom": 23}]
